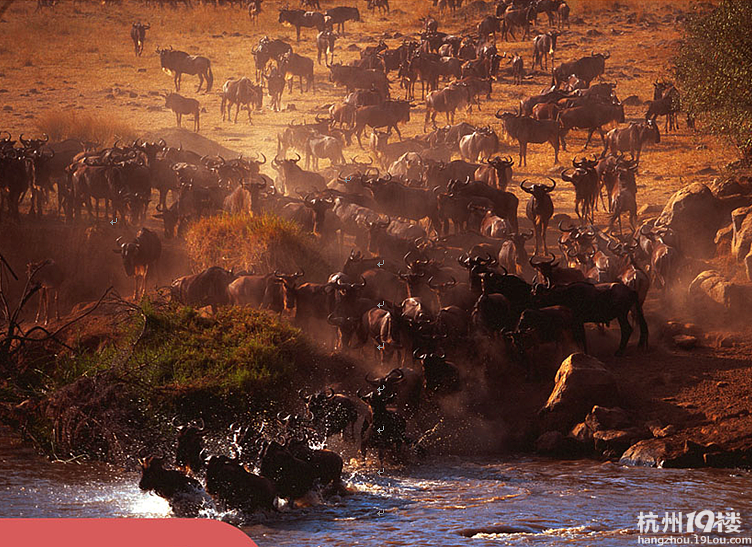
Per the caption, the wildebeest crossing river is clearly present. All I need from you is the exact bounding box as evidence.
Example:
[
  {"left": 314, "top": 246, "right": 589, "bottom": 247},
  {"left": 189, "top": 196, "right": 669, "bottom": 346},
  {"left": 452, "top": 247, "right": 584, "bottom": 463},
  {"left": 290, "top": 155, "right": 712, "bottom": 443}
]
[{"left": 3, "top": 432, "right": 752, "bottom": 546}]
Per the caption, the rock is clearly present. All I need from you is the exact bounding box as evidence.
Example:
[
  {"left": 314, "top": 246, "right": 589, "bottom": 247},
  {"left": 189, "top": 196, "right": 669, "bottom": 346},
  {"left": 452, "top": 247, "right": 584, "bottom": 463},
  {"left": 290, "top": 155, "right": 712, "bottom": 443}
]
[
  {"left": 731, "top": 206, "right": 752, "bottom": 261},
  {"left": 646, "top": 422, "right": 676, "bottom": 438},
  {"left": 715, "top": 223, "right": 733, "bottom": 249},
  {"left": 637, "top": 203, "right": 660, "bottom": 216},
  {"left": 539, "top": 353, "right": 619, "bottom": 431},
  {"left": 594, "top": 429, "right": 647, "bottom": 456},
  {"left": 657, "top": 183, "right": 724, "bottom": 258},
  {"left": 688, "top": 271, "right": 735, "bottom": 312},
  {"left": 673, "top": 334, "right": 698, "bottom": 350},
  {"left": 569, "top": 422, "right": 593, "bottom": 443},
  {"left": 710, "top": 176, "right": 752, "bottom": 198},
  {"left": 663, "top": 440, "right": 709, "bottom": 468},
  {"left": 585, "top": 406, "right": 631, "bottom": 432},
  {"left": 620, "top": 438, "right": 669, "bottom": 467},
  {"left": 535, "top": 431, "right": 584, "bottom": 457},
  {"left": 745, "top": 250, "right": 752, "bottom": 282}
]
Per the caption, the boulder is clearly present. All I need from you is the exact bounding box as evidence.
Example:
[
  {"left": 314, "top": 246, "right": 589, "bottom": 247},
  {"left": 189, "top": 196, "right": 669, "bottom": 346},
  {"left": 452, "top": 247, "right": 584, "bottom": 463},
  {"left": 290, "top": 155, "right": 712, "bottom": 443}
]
[
  {"left": 715, "top": 223, "right": 733, "bottom": 252},
  {"left": 732, "top": 206, "right": 752, "bottom": 261},
  {"left": 539, "top": 353, "right": 619, "bottom": 431},
  {"left": 656, "top": 183, "right": 724, "bottom": 258},
  {"left": 569, "top": 422, "right": 593, "bottom": 443},
  {"left": 710, "top": 176, "right": 752, "bottom": 198},
  {"left": 688, "top": 270, "right": 752, "bottom": 314},
  {"left": 745, "top": 250, "right": 752, "bottom": 283},
  {"left": 585, "top": 406, "right": 632, "bottom": 432},
  {"left": 594, "top": 428, "right": 648, "bottom": 457},
  {"left": 620, "top": 438, "right": 669, "bottom": 467}
]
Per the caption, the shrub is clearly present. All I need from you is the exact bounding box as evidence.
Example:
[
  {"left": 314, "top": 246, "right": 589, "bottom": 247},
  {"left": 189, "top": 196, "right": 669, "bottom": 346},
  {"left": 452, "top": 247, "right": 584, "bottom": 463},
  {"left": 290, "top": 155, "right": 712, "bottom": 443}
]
[{"left": 673, "top": 0, "right": 752, "bottom": 161}]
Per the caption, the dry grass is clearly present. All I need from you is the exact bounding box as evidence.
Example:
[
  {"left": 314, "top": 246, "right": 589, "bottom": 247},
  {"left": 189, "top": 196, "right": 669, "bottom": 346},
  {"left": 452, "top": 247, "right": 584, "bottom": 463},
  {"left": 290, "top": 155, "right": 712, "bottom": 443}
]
[
  {"left": 185, "top": 213, "right": 333, "bottom": 281},
  {"left": 35, "top": 110, "right": 137, "bottom": 146}
]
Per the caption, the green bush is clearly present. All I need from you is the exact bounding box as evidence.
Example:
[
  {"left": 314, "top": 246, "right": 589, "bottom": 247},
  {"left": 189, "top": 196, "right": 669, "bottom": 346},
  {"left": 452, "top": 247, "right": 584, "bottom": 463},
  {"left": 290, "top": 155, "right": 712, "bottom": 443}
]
[{"left": 673, "top": 0, "right": 752, "bottom": 161}]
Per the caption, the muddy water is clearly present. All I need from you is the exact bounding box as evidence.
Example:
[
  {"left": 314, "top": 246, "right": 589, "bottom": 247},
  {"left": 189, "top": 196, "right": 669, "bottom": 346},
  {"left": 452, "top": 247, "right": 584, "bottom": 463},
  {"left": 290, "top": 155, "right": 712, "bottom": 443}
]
[{"left": 2, "top": 434, "right": 752, "bottom": 546}]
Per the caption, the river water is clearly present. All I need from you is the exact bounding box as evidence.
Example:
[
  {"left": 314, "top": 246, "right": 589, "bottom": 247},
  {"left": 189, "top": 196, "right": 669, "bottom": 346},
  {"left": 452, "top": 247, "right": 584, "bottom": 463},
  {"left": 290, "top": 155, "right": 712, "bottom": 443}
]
[{"left": 2, "top": 433, "right": 752, "bottom": 546}]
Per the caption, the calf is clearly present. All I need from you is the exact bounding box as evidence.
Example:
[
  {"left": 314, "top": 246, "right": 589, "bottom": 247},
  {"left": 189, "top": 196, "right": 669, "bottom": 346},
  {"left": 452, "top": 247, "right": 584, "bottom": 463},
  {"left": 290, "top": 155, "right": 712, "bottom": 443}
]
[{"left": 165, "top": 93, "right": 200, "bottom": 132}]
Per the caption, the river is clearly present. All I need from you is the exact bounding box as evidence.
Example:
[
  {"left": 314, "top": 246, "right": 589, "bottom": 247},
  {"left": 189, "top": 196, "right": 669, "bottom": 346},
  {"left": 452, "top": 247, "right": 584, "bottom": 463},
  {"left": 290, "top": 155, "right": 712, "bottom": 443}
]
[{"left": 2, "top": 433, "right": 751, "bottom": 546}]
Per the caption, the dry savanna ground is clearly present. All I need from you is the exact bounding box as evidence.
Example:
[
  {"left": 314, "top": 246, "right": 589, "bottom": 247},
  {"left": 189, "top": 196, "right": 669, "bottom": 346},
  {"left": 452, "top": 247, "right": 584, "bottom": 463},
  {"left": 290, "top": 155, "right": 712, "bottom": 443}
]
[{"left": 3, "top": 0, "right": 752, "bottom": 458}]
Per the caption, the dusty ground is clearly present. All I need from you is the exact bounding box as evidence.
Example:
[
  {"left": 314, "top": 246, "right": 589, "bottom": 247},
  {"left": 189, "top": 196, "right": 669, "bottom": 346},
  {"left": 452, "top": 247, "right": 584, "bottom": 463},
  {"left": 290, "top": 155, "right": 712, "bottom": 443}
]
[{"left": 1, "top": 0, "right": 751, "bottom": 464}]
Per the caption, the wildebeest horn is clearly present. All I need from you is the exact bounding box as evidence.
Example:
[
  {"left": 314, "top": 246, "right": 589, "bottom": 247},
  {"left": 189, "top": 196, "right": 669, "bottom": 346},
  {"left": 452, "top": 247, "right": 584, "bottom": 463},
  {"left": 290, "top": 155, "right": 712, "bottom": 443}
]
[
  {"left": 365, "top": 372, "right": 380, "bottom": 386},
  {"left": 386, "top": 368, "right": 404, "bottom": 383},
  {"left": 520, "top": 180, "right": 533, "bottom": 193},
  {"left": 292, "top": 152, "right": 301, "bottom": 162}
]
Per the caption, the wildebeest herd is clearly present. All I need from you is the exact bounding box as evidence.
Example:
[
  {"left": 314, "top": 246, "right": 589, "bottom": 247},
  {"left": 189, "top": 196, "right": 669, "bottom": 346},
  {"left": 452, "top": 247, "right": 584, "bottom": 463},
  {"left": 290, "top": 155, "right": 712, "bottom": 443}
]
[{"left": 6, "top": 0, "right": 691, "bottom": 519}]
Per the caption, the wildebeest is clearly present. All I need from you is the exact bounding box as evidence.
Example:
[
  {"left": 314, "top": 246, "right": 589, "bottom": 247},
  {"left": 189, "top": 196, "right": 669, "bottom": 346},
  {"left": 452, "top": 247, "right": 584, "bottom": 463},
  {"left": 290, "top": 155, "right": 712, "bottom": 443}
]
[
  {"left": 328, "top": 63, "right": 390, "bottom": 96},
  {"left": 170, "top": 266, "right": 236, "bottom": 312},
  {"left": 252, "top": 37, "right": 292, "bottom": 82},
  {"left": 205, "top": 455, "right": 277, "bottom": 513},
  {"left": 521, "top": 179, "right": 556, "bottom": 255},
  {"left": 532, "top": 281, "right": 648, "bottom": 355},
  {"left": 26, "top": 259, "right": 64, "bottom": 325},
  {"left": 561, "top": 156, "right": 599, "bottom": 224},
  {"left": 646, "top": 83, "right": 681, "bottom": 133},
  {"left": 558, "top": 100, "right": 624, "bottom": 149},
  {"left": 553, "top": 52, "right": 609, "bottom": 88},
  {"left": 114, "top": 227, "right": 162, "bottom": 300},
  {"left": 271, "top": 153, "right": 327, "bottom": 194},
  {"left": 495, "top": 109, "right": 561, "bottom": 166},
  {"left": 131, "top": 22, "right": 150, "bottom": 56},
  {"left": 459, "top": 127, "right": 499, "bottom": 162},
  {"left": 425, "top": 83, "right": 470, "bottom": 131},
  {"left": 510, "top": 54, "right": 524, "bottom": 85},
  {"left": 279, "top": 51, "right": 315, "bottom": 93},
  {"left": 316, "top": 29, "right": 336, "bottom": 65},
  {"left": 602, "top": 120, "right": 660, "bottom": 162},
  {"left": 532, "top": 31, "right": 559, "bottom": 71},
  {"left": 264, "top": 66, "right": 286, "bottom": 111},
  {"left": 474, "top": 156, "right": 514, "bottom": 191},
  {"left": 325, "top": 6, "right": 360, "bottom": 34},
  {"left": 220, "top": 77, "right": 262, "bottom": 123},
  {"left": 278, "top": 8, "right": 326, "bottom": 41},
  {"left": 174, "top": 421, "right": 206, "bottom": 475},
  {"left": 164, "top": 93, "right": 200, "bottom": 132},
  {"left": 138, "top": 456, "right": 209, "bottom": 518},
  {"left": 156, "top": 46, "right": 214, "bottom": 92},
  {"left": 305, "top": 134, "right": 346, "bottom": 170},
  {"left": 353, "top": 101, "right": 412, "bottom": 147}
]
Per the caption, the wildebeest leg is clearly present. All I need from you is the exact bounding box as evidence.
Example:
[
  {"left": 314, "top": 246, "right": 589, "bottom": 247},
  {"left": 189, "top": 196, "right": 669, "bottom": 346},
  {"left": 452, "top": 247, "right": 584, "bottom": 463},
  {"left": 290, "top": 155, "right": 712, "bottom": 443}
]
[
  {"left": 583, "top": 128, "right": 596, "bottom": 149},
  {"left": 552, "top": 137, "right": 560, "bottom": 163},
  {"left": 296, "top": 25, "right": 301, "bottom": 41},
  {"left": 176, "top": 112, "right": 181, "bottom": 128},
  {"left": 174, "top": 72, "right": 180, "bottom": 91},
  {"left": 616, "top": 313, "right": 633, "bottom": 356},
  {"left": 520, "top": 141, "right": 527, "bottom": 167}
]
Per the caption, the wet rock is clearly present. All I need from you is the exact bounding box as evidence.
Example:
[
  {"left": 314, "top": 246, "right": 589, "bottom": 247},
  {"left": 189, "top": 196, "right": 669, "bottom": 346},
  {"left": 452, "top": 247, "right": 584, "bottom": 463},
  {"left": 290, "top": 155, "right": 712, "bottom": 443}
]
[
  {"left": 620, "top": 438, "right": 668, "bottom": 467},
  {"left": 594, "top": 428, "right": 647, "bottom": 456},
  {"left": 663, "top": 440, "right": 709, "bottom": 468},
  {"left": 539, "top": 353, "right": 619, "bottom": 431},
  {"left": 535, "top": 431, "right": 585, "bottom": 457},
  {"left": 585, "top": 406, "right": 631, "bottom": 432},
  {"left": 732, "top": 206, "right": 752, "bottom": 261},
  {"left": 673, "top": 334, "right": 698, "bottom": 350},
  {"left": 657, "top": 183, "right": 724, "bottom": 258}
]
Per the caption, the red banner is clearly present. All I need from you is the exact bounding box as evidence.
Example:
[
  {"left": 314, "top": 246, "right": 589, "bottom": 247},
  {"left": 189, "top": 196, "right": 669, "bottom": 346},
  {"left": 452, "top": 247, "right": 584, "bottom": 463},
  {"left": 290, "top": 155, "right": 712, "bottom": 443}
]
[{"left": 0, "top": 518, "right": 259, "bottom": 547}]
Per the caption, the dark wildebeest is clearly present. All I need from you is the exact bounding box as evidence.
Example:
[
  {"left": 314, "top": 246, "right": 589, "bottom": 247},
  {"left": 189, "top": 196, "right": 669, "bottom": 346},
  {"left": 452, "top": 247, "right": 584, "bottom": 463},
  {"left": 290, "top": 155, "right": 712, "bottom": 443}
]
[
  {"left": 279, "top": 51, "right": 315, "bottom": 93},
  {"left": 521, "top": 178, "right": 556, "bottom": 255},
  {"left": 316, "top": 29, "right": 336, "bottom": 65},
  {"left": 646, "top": 83, "right": 681, "bottom": 133},
  {"left": 532, "top": 31, "right": 559, "bottom": 71},
  {"left": 164, "top": 93, "right": 200, "bottom": 132},
  {"left": 495, "top": 108, "right": 561, "bottom": 166},
  {"left": 220, "top": 77, "right": 263, "bottom": 123},
  {"left": 114, "top": 228, "right": 162, "bottom": 300},
  {"left": 353, "top": 100, "right": 412, "bottom": 147},
  {"left": 602, "top": 120, "right": 660, "bottom": 162},
  {"left": 205, "top": 455, "right": 276, "bottom": 513},
  {"left": 552, "top": 52, "right": 609, "bottom": 88},
  {"left": 560, "top": 156, "right": 599, "bottom": 224},
  {"left": 131, "top": 22, "right": 150, "bottom": 56},
  {"left": 138, "top": 456, "right": 208, "bottom": 518},
  {"left": 252, "top": 37, "right": 292, "bottom": 82},
  {"left": 424, "top": 83, "right": 470, "bottom": 131},
  {"left": 248, "top": 0, "right": 262, "bottom": 24},
  {"left": 278, "top": 8, "right": 326, "bottom": 41},
  {"left": 510, "top": 53, "right": 524, "bottom": 85},
  {"left": 170, "top": 266, "right": 236, "bottom": 312},
  {"left": 532, "top": 281, "right": 648, "bottom": 355},
  {"left": 328, "top": 63, "right": 390, "bottom": 96},
  {"left": 325, "top": 6, "right": 360, "bottom": 34},
  {"left": 558, "top": 100, "right": 625, "bottom": 149},
  {"left": 264, "top": 65, "right": 286, "bottom": 111},
  {"left": 26, "top": 259, "right": 64, "bottom": 325},
  {"left": 156, "top": 47, "right": 214, "bottom": 92}
]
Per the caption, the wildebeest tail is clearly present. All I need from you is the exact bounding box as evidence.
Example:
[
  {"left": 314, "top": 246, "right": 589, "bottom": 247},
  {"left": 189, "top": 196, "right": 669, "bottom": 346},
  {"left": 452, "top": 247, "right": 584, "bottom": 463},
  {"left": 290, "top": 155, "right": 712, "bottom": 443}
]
[{"left": 206, "top": 65, "right": 214, "bottom": 93}]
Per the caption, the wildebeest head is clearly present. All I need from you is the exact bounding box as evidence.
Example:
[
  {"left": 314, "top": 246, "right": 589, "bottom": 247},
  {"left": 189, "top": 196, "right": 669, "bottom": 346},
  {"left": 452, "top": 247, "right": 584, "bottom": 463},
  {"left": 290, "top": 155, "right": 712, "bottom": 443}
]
[
  {"left": 113, "top": 236, "right": 139, "bottom": 277},
  {"left": 274, "top": 270, "right": 305, "bottom": 309},
  {"left": 138, "top": 455, "right": 167, "bottom": 492},
  {"left": 520, "top": 178, "right": 556, "bottom": 200},
  {"left": 175, "top": 418, "right": 206, "bottom": 475}
]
